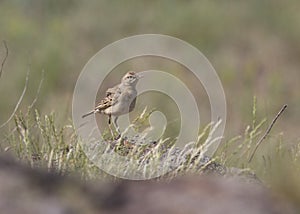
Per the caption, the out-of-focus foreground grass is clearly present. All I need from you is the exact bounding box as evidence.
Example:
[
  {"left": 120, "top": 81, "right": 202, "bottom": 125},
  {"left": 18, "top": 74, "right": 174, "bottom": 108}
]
[{"left": 0, "top": 0, "right": 300, "bottom": 210}]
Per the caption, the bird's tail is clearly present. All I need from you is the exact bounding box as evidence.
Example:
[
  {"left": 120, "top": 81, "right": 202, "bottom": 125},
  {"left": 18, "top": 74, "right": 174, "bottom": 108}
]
[{"left": 82, "top": 110, "right": 95, "bottom": 118}]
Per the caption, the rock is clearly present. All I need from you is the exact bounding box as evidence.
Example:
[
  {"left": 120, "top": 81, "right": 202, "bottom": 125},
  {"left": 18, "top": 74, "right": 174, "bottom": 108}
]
[{"left": 0, "top": 155, "right": 296, "bottom": 214}]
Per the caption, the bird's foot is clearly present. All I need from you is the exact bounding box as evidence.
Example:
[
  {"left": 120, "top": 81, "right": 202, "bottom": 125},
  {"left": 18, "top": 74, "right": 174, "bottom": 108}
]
[{"left": 114, "top": 133, "right": 121, "bottom": 140}]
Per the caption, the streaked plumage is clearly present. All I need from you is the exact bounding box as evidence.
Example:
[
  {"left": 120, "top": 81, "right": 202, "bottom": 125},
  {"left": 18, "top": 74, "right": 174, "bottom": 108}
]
[{"left": 82, "top": 71, "right": 142, "bottom": 134}]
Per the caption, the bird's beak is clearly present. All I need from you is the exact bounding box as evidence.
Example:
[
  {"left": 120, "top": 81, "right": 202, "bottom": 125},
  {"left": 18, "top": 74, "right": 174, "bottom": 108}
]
[{"left": 137, "top": 73, "right": 144, "bottom": 79}]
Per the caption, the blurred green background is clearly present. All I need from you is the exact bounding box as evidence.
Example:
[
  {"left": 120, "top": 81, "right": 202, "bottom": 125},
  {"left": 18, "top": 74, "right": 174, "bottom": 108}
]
[{"left": 0, "top": 0, "right": 299, "bottom": 141}]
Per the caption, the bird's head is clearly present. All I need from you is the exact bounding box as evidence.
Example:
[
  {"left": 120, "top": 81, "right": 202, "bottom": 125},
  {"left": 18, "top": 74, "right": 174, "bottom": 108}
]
[{"left": 121, "top": 71, "right": 142, "bottom": 86}]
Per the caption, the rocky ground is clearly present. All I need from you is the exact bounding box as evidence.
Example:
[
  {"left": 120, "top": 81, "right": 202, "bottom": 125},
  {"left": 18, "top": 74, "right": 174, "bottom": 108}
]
[{"left": 0, "top": 155, "right": 296, "bottom": 214}]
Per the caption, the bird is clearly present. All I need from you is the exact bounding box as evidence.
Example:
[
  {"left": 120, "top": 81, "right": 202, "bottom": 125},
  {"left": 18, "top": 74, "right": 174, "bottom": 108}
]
[{"left": 82, "top": 71, "right": 142, "bottom": 136}]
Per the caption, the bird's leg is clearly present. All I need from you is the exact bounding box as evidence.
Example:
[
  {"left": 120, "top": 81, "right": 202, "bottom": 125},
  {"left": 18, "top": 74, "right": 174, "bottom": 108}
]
[
  {"left": 113, "top": 116, "right": 121, "bottom": 140},
  {"left": 108, "top": 114, "right": 111, "bottom": 124},
  {"left": 107, "top": 114, "right": 115, "bottom": 139}
]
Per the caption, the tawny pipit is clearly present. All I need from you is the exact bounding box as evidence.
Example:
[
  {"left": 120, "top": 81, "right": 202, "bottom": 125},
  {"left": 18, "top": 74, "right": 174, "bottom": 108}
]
[{"left": 82, "top": 71, "right": 142, "bottom": 135}]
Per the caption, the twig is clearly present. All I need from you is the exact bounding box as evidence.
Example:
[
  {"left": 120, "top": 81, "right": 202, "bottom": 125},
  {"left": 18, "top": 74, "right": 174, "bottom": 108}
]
[
  {"left": 1, "top": 70, "right": 43, "bottom": 142},
  {"left": 1, "top": 70, "right": 44, "bottom": 144},
  {"left": 0, "top": 40, "right": 8, "bottom": 79},
  {"left": 248, "top": 104, "right": 288, "bottom": 163},
  {"left": 27, "top": 70, "right": 44, "bottom": 111},
  {"left": 0, "top": 70, "right": 30, "bottom": 129}
]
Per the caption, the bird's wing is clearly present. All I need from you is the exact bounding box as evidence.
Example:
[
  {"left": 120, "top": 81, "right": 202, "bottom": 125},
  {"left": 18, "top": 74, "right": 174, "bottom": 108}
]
[
  {"left": 105, "top": 85, "right": 117, "bottom": 96},
  {"left": 94, "top": 85, "right": 121, "bottom": 111}
]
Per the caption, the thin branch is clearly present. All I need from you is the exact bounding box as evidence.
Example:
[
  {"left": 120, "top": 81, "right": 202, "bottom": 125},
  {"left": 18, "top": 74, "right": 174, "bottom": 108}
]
[
  {"left": 0, "top": 40, "right": 8, "bottom": 79},
  {"left": 27, "top": 70, "right": 44, "bottom": 111},
  {"left": 1, "top": 70, "right": 43, "bottom": 143},
  {"left": 248, "top": 104, "right": 288, "bottom": 163},
  {"left": 0, "top": 70, "right": 30, "bottom": 129}
]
